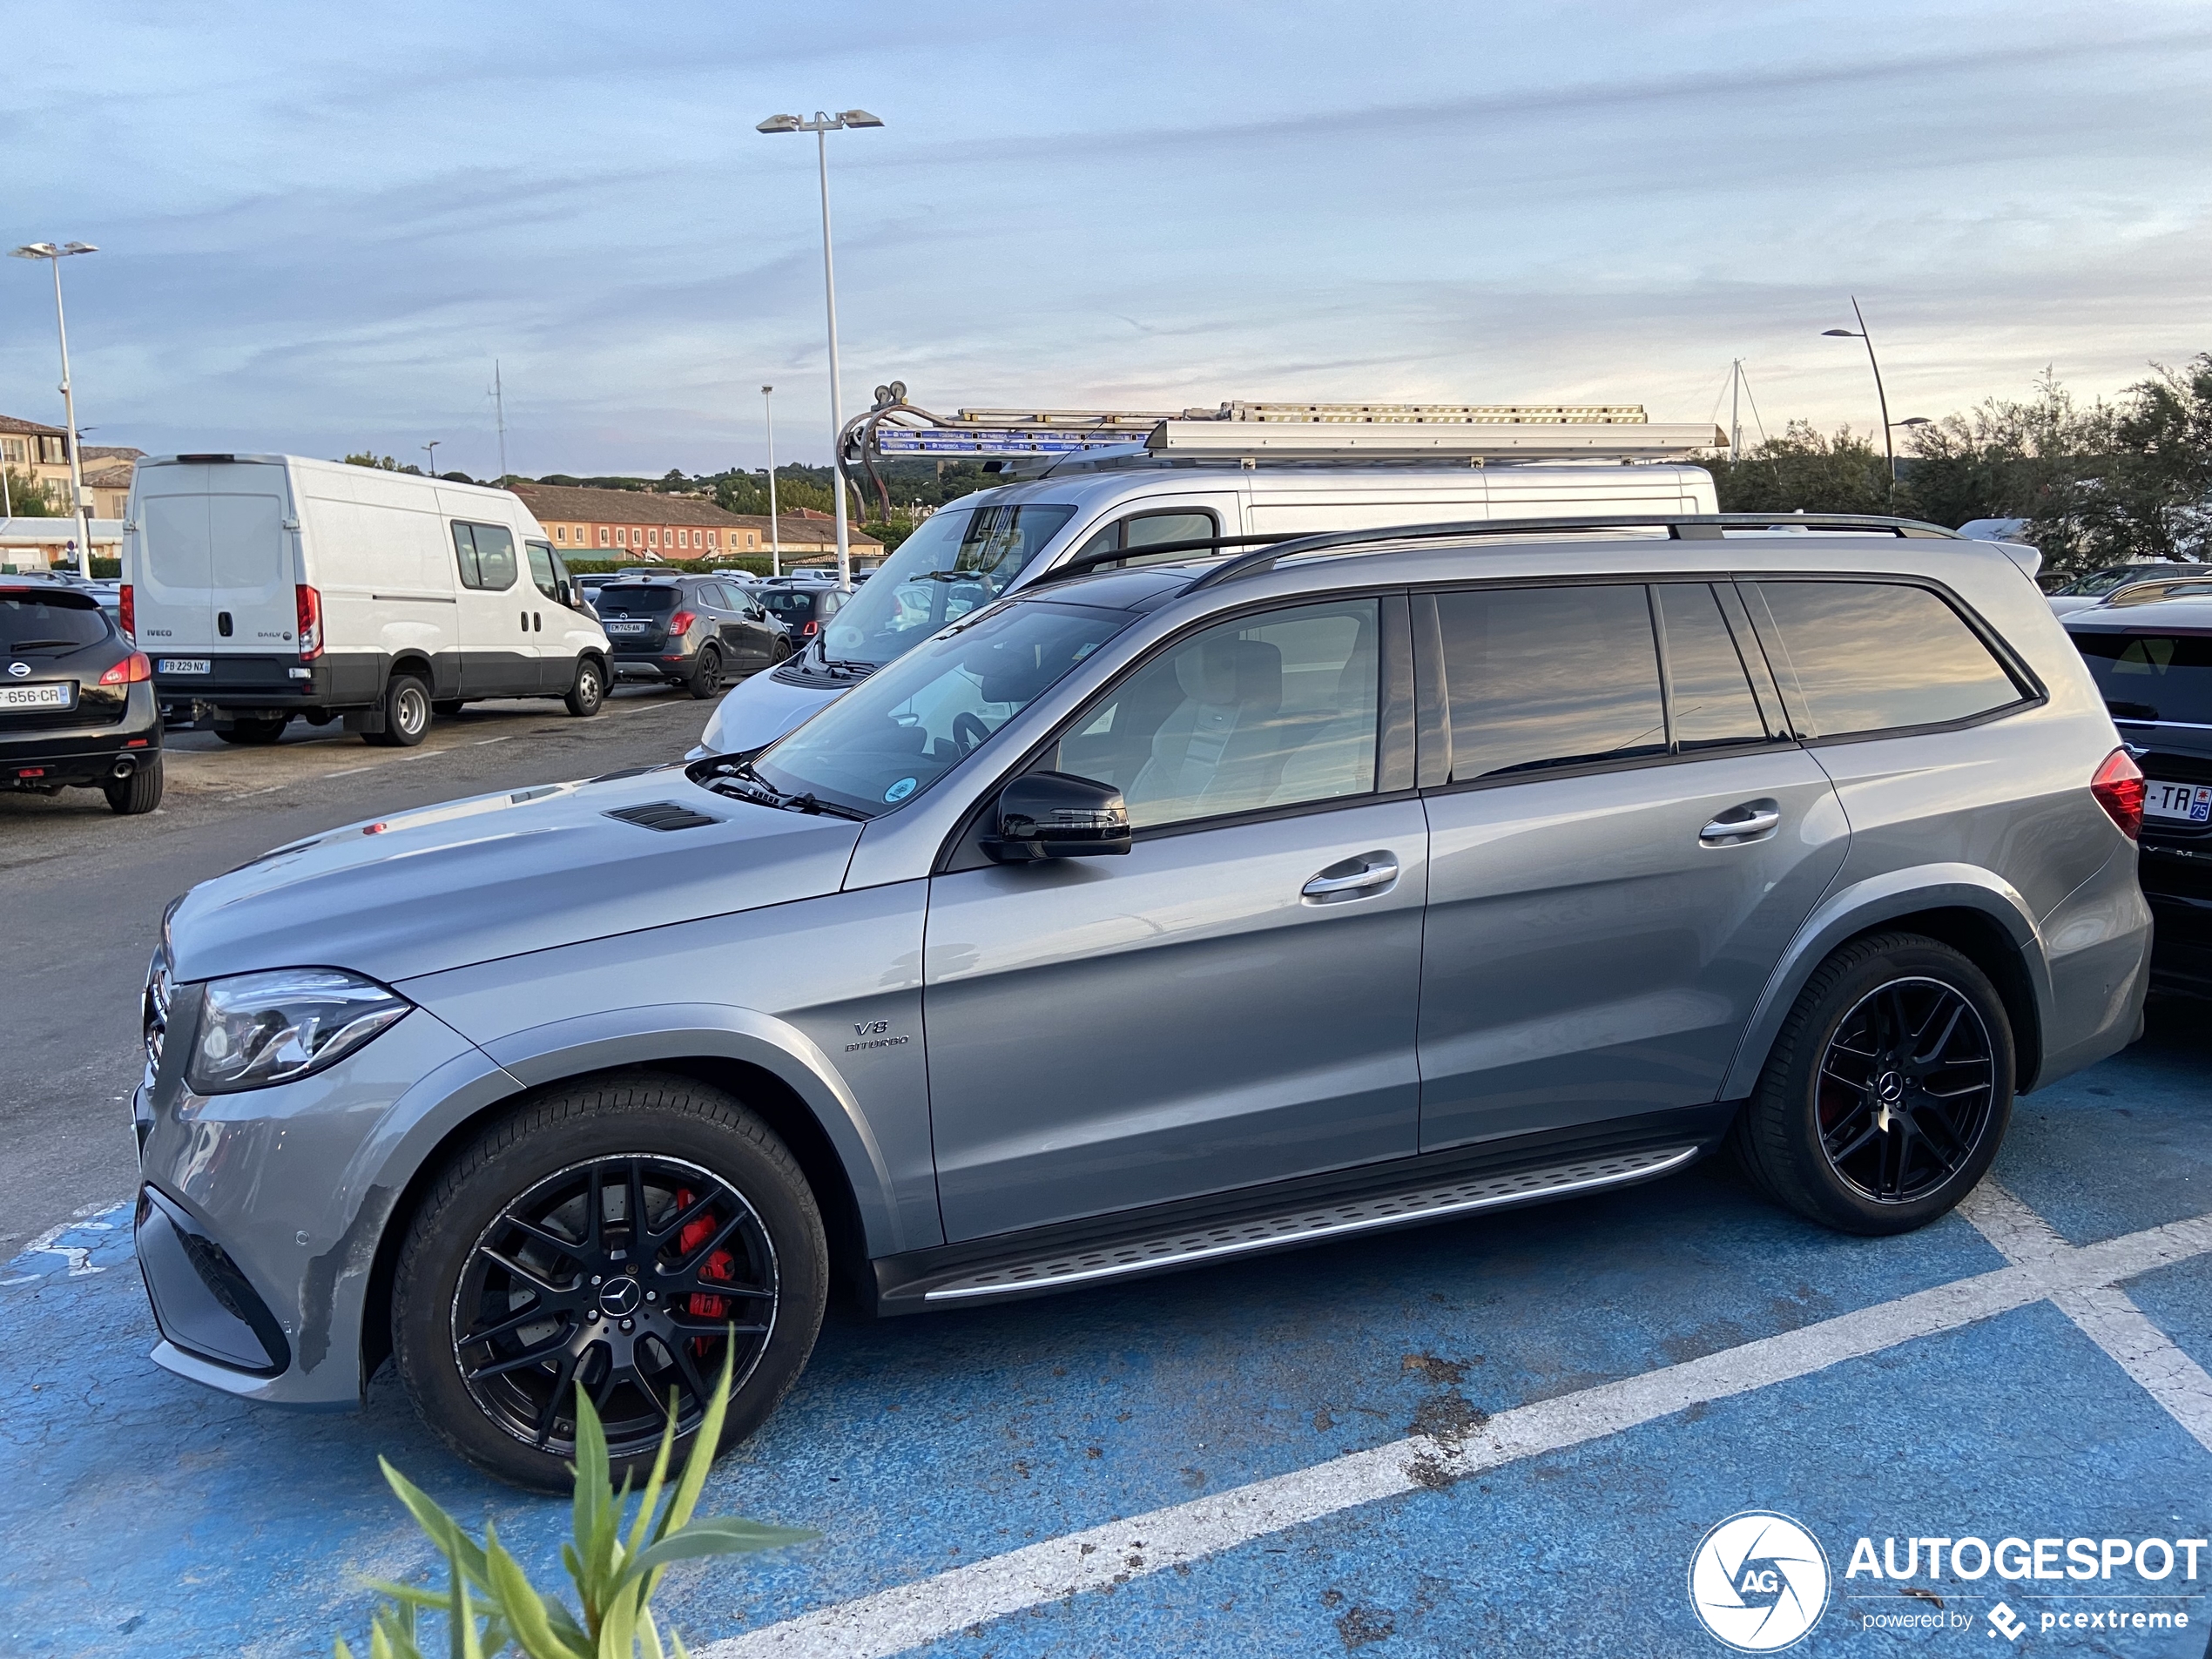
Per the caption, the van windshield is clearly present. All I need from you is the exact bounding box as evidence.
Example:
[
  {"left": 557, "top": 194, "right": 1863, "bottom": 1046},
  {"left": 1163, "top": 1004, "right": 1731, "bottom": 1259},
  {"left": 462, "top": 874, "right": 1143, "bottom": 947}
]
[{"left": 817, "top": 502, "right": 1076, "bottom": 669}]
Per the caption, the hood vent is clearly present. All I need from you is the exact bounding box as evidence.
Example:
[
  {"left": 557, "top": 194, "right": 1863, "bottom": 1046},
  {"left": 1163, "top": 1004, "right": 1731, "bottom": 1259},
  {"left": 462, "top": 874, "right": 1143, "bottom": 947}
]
[{"left": 604, "top": 801, "right": 722, "bottom": 833}]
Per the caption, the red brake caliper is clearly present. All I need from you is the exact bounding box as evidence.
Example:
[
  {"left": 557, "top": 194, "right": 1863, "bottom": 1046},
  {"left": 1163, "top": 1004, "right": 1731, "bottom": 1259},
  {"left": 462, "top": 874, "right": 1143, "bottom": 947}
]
[{"left": 674, "top": 1187, "right": 737, "bottom": 1356}]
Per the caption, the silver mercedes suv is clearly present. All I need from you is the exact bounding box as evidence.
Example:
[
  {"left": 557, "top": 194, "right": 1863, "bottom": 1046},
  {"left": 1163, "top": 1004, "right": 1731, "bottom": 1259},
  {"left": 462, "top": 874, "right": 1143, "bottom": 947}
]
[{"left": 132, "top": 514, "right": 2150, "bottom": 1489}]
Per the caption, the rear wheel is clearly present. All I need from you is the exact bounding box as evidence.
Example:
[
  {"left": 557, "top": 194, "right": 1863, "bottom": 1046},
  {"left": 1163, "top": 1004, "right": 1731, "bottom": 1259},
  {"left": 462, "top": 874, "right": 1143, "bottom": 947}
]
[
  {"left": 103, "top": 756, "right": 163, "bottom": 815},
  {"left": 366, "top": 671, "right": 432, "bottom": 747},
  {"left": 390, "top": 1072, "right": 827, "bottom": 1492},
  {"left": 563, "top": 658, "right": 605, "bottom": 718},
  {"left": 687, "top": 645, "right": 724, "bottom": 700},
  {"left": 1731, "top": 932, "right": 2013, "bottom": 1235},
  {"left": 216, "top": 715, "right": 288, "bottom": 745}
]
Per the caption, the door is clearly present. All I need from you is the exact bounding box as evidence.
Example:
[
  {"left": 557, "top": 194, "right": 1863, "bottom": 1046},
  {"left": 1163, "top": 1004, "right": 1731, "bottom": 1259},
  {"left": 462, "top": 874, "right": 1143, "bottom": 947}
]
[
  {"left": 924, "top": 595, "right": 1426, "bottom": 1240},
  {"left": 132, "top": 462, "right": 293, "bottom": 654},
  {"left": 450, "top": 519, "right": 535, "bottom": 694},
  {"left": 1415, "top": 580, "right": 1849, "bottom": 1151},
  {"left": 525, "top": 539, "right": 578, "bottom": 691}
]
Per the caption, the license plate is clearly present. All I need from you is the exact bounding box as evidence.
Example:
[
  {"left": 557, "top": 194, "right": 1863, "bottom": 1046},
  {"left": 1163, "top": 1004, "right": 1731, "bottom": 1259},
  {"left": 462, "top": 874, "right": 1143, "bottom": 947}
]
[
  {"left": 605, "top": 623, "right": 649, "bottom": 635},
  {"left": 0, "top": 681, "right": 72, "bottom": 711},
  {"left": 158, "top": 658, "right": 212, "bottom": 675},
  {"left": 2145, "top": 780, "right": 2212, "bottom": 823}
]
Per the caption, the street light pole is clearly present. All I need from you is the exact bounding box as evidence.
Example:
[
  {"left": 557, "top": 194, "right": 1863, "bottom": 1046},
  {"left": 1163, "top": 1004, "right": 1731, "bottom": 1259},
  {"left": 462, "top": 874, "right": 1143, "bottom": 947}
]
[
  {"left": 757, "top": 107, "right": 884, "bottom": 590},
  {"left": 1822, "top": 296, "right": 1896, "bottom": 497},
  {"left": 422, "top": 441, "right": 440, "bottom": 478},
  {"left": 9, "top": 241, "right": 98, "bottom": 577},
  {"left": 762, "top": 384, "right": 781, "bottom": 578}
]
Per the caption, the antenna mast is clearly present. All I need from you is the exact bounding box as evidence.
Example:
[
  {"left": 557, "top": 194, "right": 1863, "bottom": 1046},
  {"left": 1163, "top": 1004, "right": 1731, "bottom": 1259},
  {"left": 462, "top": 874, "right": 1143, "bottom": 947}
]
[
  {"left": 1730, "top": 360, "right": 1743, "bottom": 462},
  {"left": 493, "top": 361, "right": 508, "bottom": 482}
]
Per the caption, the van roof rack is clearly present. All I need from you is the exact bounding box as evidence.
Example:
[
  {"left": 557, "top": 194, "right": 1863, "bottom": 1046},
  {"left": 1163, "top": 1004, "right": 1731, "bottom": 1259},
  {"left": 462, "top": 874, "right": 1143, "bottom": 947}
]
[{"left": 837, "top": 385, "right": 1726, "bottom": 515}]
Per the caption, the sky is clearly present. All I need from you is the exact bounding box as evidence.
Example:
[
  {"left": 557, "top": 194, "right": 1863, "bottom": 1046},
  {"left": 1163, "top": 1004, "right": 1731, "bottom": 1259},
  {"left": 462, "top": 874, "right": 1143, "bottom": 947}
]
[{"left": 5, "top": 1, "right": 2208, "bottom": 482}]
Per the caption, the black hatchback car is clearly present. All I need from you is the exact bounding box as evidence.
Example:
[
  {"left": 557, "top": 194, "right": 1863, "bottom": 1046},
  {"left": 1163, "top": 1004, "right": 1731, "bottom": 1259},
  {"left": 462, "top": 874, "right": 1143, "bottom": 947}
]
[
  {"left": 2067, "top": 595, "right": 2212, "bottom": 997},
  {"left": 594, "top": 576, "right": 790, "bottom": 698},
  {"left": 754, "top": 581, "right": 846, "bottom": 648},
  {"left": 2, "top": 582, "right": 164, "bottom": 813}
]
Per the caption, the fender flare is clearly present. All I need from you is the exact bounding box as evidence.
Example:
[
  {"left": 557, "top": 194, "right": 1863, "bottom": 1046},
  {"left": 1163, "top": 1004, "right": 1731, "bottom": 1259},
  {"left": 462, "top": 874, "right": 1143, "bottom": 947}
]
[{"left": 1718, "top": 865, "right": 2050, "bottom": 1101}]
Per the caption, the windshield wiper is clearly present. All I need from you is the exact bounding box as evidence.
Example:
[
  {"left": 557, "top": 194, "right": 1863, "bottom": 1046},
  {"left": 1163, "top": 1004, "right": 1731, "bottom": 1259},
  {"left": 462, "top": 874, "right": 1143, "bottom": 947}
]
[
  {"left": 708, "top": 760, "right": 870, "bottom": 821},
  {"left": 4, "top": 638, "right": 79, "bottom": 651}
]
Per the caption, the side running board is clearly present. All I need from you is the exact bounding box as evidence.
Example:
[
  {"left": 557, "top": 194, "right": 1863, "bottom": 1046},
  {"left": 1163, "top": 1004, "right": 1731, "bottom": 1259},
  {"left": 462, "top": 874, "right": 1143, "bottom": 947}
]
[{"left": 908, "top": 1144, "right": 1700, "bottom": 1306}]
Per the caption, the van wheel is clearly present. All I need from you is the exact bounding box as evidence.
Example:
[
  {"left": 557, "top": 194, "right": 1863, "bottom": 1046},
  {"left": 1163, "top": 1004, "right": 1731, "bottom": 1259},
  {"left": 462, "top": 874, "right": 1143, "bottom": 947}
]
[
  {"left": 217, "top": 715, "right": 289, "bottom": 745},
  {"left": 367, "top": 672, "right": 432, "bottom": 747},
  {"left": 103, "top": 757, "right": 164, "bottom": 815},
  {"left": 1731, "top": 932, "right": 2013, "bottom": 1235},
  {"left": 389, "top": 1071, "right": 828, "bottom": 1493},
  {"left": 563, "top": 658, "right": 605, "bottom": 718}
]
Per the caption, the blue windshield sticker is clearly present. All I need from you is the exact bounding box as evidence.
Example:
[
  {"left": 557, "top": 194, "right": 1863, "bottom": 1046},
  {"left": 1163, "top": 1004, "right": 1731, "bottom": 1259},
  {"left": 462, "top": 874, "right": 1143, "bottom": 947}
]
[{"left": 884, "top": 777, "right": 918, "bottom": 804}]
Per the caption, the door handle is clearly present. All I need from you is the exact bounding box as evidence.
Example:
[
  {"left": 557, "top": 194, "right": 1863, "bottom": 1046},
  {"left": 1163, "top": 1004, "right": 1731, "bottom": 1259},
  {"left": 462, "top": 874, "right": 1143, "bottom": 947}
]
[
  {"left": 1302, "top": 851, "right": 1399, "bottom": 903},
  {"left": 1700, "top": 800, "right": 1781, "bottom": 846},
  {"left": 520, "top": 610, "right": 529, "bottom": 631}
]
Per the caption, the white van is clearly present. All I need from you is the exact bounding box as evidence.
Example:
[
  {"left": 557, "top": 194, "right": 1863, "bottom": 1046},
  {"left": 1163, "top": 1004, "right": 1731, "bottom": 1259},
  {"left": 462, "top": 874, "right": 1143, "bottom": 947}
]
[
  {"left": 125, "top": 455, "right": 610, "bottom": 745},
  {"left": 694, "top": 453, "right": 1720, "bottom": 755}
]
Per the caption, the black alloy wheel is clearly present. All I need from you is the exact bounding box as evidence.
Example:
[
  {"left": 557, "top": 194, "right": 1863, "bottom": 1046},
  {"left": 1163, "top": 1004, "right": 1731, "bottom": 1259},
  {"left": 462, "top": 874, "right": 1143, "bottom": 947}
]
[
  {"left": 1731, "top": 932, "right": 2014, "bottom": 1235},
  {"left": 451, "top": 1154, "right": 778, "bottom": 1460},
  {"left": 688, "top": 645, "right": 723, "bottom": 700},
  {"left": 1815, "top": 977, "right": 1996, "bottom": 1204}
]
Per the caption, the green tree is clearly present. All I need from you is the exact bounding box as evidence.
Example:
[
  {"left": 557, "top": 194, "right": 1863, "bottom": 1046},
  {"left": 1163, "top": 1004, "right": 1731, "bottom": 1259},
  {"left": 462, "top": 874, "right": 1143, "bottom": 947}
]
[
  {"left": 3, "top": 468, "right": 59, "bottom": 515},
  {"left": 1702, "top": 423, "right": 1893, "bottom": 515},
  {"left": 2047, "top": 354, "right": 2212, "bottom": 567},
  {"left": 1898, "top": 370, "right": 2114, "bottom": 545},
  {"left": 344, "top": 453, "right": 425, "bottom": 475}
]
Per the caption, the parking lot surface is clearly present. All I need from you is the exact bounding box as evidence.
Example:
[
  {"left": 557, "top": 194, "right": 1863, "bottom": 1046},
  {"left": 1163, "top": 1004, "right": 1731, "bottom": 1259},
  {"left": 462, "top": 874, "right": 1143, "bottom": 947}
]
[{"left": 3, "top": 995, "right": 2207, "bottom": 1656}]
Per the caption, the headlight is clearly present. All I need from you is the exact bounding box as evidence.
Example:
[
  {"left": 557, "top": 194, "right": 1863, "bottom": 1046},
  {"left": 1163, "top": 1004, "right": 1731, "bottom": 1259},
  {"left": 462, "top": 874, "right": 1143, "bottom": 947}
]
[{"left": 187, "top": 968, "right": 411, "bottom": 1093}]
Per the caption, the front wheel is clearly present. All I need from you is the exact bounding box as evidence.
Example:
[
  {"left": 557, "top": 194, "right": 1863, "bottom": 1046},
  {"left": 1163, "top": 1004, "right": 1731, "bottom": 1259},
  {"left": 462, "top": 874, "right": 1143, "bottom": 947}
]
[
  {"left": 389, "top": 1073, "right": 828, "bottom": 1492},
  {"left": 1731, "top": 932, "right": 2014, "bottom": 1235},
  {"left": 563, "top": 658, "right": 605, "bottom": 718}
]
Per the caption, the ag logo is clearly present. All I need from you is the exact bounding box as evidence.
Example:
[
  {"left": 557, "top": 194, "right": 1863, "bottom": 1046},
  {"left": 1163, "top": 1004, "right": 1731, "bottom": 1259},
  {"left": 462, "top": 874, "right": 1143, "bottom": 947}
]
[{"left": 1688, "top": 1511, "right": 1831, "bottom": 1651}]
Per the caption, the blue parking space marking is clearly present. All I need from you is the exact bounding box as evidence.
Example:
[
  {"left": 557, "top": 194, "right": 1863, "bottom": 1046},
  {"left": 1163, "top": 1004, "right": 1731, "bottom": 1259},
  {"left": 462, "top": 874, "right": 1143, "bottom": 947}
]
[
  {"left": 3, "top": 1045, "right": 2209, "bottom": 1657},
  {"left": 876, "top": 1304, "right": 2212, "bottom": 1659},
  {"left": 1998, "top": 1028, "right": 2212, "bottom": 1248}
]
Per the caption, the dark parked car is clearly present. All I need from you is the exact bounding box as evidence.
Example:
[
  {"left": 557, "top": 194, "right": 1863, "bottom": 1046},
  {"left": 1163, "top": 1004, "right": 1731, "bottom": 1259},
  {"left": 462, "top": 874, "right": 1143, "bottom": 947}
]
[
  {"left": 595, "top": 576, "right": 790, "bottom": 698},
  {"left": 2067, "top": 595, "right": 2212, "bottom": 997},
  {"left": 754, "top": 582, "right": 846, "bottom": 650},
  {"left": 2, "top": 582, "right": 164, "bottom": 813}
]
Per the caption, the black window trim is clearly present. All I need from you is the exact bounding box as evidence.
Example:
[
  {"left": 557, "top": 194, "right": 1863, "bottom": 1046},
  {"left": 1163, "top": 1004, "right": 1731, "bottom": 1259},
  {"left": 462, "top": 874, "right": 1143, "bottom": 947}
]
[
  {"left": 1062, "top": 505, "right": 1224, "bottom": 576},
  {"left": 1736, "top": 570, "right": 2047, "bottom": 748},
  {"left": 1412, "top": 572, "right": 1797, "bottom": 799},
  {"left": 933, "top": 585, "right": 1415, "bottom": 873},
  {"left": 450, "top": 518, "right": 519, "bottom": 592}
]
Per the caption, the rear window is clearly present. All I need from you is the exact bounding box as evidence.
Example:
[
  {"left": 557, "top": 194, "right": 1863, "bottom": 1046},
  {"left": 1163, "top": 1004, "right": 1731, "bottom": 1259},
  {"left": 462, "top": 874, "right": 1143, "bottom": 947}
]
[
  {"left": 2073, "top": 631, "right": 2212, "bottom": 725},
  {"left": 0, "top": 590, "right": 109, "bottom": 651},
  {"left": 1751, "top": 581, "right": 2024, "bottom": 738},
  {"left": 759, "top": 589, "right": 825, "bottom": 618},
  {"left": 593, "top": 584, "right": 679, "bottom": 615}
]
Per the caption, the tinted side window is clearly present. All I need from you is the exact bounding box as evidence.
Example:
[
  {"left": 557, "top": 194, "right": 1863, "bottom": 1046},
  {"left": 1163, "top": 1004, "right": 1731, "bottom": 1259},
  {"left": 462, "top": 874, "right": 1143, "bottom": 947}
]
[
  {"left": 453, "top": 522, "right": 517, "bottom": 591},
  {"left": 1056, "top": 599, "right": 1380, "bottom": 829},
  {"left": 525, "top": 542, "right": 560, "bottom": 602},
  {"left": 2073, "top": 631, "right": 2212, "bottom": 725},
  {"left": 1658, "top": 583, "right": 1770, "bottom": 750},
  {"left": 1752, "top": 581, "right": 2022, "bottom": 737},
  {"left": 1069, "top": 509, "right": 1219, "bottom": 572},
  {"left": 1435, "top": 585, "right": 1666, "bottom": 781}
]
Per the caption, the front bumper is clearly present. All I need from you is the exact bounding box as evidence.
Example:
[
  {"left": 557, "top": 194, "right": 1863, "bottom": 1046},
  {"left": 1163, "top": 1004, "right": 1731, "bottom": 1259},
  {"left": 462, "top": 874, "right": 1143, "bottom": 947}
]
[
  {"left": 2, "top": 682, "right": 161, "bottom": 788},
  {"left": 133, "top": 991, "right": 522, "bottom": 1406}
]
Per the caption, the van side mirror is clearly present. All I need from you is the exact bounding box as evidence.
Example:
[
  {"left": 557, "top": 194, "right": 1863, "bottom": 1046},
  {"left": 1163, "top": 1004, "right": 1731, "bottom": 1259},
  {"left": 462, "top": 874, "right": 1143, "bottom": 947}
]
[{"left": 982, "top": 772, "right": 1131, "bottom": 863}]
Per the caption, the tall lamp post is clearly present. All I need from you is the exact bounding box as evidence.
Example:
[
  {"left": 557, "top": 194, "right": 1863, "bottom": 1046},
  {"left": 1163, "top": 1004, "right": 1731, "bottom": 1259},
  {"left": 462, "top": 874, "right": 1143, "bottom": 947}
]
[
  {"left": 756, "top": 107, "right": 884, "bottom": 590},
  {"left": 9, "top": 240, "right": 98, "bottom": 577},
  {"left": 1820, "top": 296, "right": 1903, "bottom": 500},
  {"left": 762, "top": 384, "right": 781, "bottom": 578}
]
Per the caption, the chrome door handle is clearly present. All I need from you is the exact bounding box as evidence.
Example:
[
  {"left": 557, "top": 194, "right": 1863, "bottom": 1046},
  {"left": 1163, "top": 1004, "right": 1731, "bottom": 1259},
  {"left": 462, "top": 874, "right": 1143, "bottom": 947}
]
[
  {"left": 1700, "top": 802, "right": 1781, "bottom": 845},
  {"left": 1302, "top": 852, "right": 1399, "bottom": 902}
]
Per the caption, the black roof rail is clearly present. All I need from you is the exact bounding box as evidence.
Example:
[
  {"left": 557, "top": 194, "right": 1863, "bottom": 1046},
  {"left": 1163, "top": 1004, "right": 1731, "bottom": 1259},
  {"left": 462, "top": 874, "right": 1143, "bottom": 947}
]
[
  {"left": 1185, "top": 512, "right": 1962, "bottom": 592},
  {"left": 1029, "top": 534, "right": 1301, "bottom": 588}
]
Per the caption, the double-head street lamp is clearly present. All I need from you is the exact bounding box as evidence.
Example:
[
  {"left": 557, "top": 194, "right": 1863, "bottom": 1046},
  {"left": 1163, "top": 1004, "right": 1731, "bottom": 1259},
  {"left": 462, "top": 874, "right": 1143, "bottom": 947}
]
[
  {"left": 10, "top": 240, "right": 98, "bottom": 577},
  {"left": 1821, "top": 296, "right": 1929, "bottom": 499},
  {"left": 757, "top": 107, "right": 884, "bottom": 589}
]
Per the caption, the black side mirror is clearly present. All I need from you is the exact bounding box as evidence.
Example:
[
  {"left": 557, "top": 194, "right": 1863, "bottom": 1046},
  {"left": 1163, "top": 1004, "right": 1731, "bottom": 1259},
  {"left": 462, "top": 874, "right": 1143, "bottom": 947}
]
[{"left": 983, "top": 771, "right": 1131, "bottom": 863}]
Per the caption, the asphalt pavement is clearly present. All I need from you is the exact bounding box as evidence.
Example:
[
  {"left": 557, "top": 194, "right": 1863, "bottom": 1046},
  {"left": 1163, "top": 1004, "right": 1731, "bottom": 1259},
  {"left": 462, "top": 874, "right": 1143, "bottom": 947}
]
[{"left": 0, "top": 685, "right": 712, "bottom": 1258}]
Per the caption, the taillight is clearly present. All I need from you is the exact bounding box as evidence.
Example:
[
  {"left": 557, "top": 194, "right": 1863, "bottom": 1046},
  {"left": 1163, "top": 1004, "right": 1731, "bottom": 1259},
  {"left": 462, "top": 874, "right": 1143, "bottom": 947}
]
[
  {"left": 98, "top": 651, "right": 152, "bottom": 686},
  {"left": 803, "top": 619, "right": 819, "bottom": 636},
  {"left": 119, "top": 583, "right": 135, "bottom": 640},
  {"left": 666, "top": 609, "right": 697, "bottom": 636},
  {"left": 296, "top": 584, "right": 322, "bottom": 661},
  {"left": 2091, "top": 747, "right": 2146, "bottom": 840}
]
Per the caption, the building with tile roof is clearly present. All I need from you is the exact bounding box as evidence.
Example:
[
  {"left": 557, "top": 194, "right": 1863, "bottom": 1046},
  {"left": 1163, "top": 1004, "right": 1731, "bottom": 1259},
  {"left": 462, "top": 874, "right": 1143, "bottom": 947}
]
[{"left": 509, "top": 482, "right": 882, "bottom": 570}]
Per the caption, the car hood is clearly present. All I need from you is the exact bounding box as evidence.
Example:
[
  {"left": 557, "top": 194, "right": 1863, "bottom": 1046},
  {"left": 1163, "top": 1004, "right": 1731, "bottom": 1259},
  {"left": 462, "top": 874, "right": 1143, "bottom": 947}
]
[
  {"left": 691, "top": 670, "right": 846, "bottom": 759},
  {"left": 165, "top": 765, "right": 861, "bottom": 985}
]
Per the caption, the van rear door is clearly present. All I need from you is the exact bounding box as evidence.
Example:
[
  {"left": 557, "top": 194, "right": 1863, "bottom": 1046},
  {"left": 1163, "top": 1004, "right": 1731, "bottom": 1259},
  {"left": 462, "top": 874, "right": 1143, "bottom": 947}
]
[{"left": 132, "top": 462, "right": 296, "bottom": 655}]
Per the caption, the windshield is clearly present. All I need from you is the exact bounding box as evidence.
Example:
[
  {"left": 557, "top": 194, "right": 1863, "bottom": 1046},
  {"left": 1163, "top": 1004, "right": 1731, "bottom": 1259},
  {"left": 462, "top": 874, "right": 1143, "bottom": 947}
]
[
  {"left": 2074, "top": 630, "right": 2212, "bottom": 725},
  {"left": 2056, "top": 566, "right": 2189, "bottom": 597},
  {"left": 594, "top": 584, "right": 679, "bottom": 615},
  {"left": 1, "top": 590, "right": 109, "bottom": 651},
  {"left": 744, "top": 598, "right": 1130, "bottom": 817},
  {"left": 816, "top": 502, "right": 1077, "bottom": 668}
]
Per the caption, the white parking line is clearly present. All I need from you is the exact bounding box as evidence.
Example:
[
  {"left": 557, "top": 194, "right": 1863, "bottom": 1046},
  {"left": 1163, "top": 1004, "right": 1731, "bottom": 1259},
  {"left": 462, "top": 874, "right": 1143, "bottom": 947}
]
[
  {"left": 699, "top": 1199, "right": 2212, "bottom": 1659},
  {"left": 1962, "top": 1182, "right": 2212, "bottom": 1455}
]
